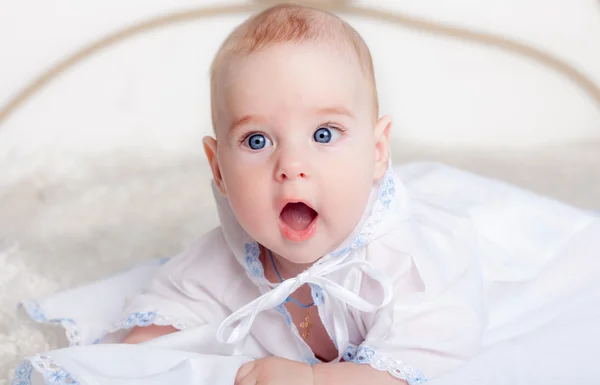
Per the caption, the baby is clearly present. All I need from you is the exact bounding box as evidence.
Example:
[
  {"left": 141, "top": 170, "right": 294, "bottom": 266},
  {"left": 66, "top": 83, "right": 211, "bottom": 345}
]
[
  {"left": 126, "top": 4, "right": 388, "bottom": 345},
  {"left": 124, "top": 4, "right": 442, "bottom": 383},
  {"left": 14, "top": 3, "right": 600, "bottom": 385}
]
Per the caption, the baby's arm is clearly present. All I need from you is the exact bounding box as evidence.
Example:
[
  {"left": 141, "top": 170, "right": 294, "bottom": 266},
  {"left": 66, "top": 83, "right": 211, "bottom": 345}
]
[
  {"left": 313, "top": 362, "right": 406, "bottom": 385},
  {"left": 122, "top": 324, "right": 178, "bottom": 344},
  {"left": 235, "top": 356, "right": 409, "bottom": 385}
]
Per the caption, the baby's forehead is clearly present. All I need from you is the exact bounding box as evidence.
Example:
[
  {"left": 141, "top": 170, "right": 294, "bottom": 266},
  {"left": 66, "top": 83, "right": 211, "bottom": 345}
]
[{"left": 220, "top": 44, "right": 369, "bottom": 118}]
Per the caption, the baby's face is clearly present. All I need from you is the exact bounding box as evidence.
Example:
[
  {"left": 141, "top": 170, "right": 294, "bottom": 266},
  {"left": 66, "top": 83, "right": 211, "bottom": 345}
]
[{"left": 207, "top": 42, "right": 391, "bottom": 265}]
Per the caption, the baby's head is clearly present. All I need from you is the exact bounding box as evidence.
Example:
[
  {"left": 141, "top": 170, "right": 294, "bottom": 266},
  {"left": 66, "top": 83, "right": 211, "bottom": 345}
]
[{"left": 204, "top": 4, "right": 392, "bottom": 265}]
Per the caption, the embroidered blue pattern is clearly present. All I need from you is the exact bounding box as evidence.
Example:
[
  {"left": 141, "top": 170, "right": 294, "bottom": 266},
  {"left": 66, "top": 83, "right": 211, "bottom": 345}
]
[
  {"left": 244, "top": 242, "right": 264, "bottom": 278},
  {"left": 309, "top": 284, "right": 325, "bottom": 306},
  {"left": 378, "top": 175, "right": 395, "bottom": 210},
  {"left": 348, "top": 344, "right": 376, "bottom": 364},
  {"left": 273, "top": 304, "right": 293, "bottom": 326},
  {"left": 11, "top": 361, "right": 32, "bottom": 385},
  {"left": 123, "top": 311, "right": 157, "bottom": 328},
  {"left": 44, "top": 367, "right": 70, "bottom": 384},
  {"left": 350, "top": 234, "right": 369, "bottom": 249},
  {"left": 344, "top": 344, "right": 428, "bottom": 385},
  {"left": 109, "top": 309, "right": 188, "bottom": 335},
  {"left": 11, "top": 358, "right": 81, "bottom": 385},
  {"left": 343, "top": 344, "right": 358, "bottom": 362}
]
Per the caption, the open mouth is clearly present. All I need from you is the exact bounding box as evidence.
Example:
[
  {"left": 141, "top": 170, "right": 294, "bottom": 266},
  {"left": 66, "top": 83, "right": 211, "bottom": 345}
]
[{"left": 279, "top": 202, "right": 318, "bottom": 242}]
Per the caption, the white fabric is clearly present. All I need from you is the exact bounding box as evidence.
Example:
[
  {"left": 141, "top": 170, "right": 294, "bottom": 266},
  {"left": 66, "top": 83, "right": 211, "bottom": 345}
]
[
  {"left": 17, "top": 325, "right": 253, "bottom": 385},
  {"left": 12, "top": 162, "right": 600, "bottom": 385}
]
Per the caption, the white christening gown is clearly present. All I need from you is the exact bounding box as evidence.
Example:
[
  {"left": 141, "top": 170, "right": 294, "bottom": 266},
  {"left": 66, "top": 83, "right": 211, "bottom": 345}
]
[{"left": 11, "top": 162, "right": 600, "bottom": 385}]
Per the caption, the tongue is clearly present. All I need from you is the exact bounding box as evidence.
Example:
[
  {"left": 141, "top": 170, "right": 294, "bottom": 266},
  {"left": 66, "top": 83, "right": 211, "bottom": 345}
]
[{"left": 280, "top": 203, "right": 316, "bottom": 231}]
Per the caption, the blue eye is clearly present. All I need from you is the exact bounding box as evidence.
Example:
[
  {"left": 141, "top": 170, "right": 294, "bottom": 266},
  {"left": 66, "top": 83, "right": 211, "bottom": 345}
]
[
  {"left": 245, "top": 134, "right": 272, "bottom": 150},
  {"left": 313, "top": 127, "right": 341, "bottom": 144}
]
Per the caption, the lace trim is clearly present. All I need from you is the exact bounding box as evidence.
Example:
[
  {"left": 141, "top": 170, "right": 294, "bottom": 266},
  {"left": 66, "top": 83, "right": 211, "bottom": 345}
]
[
  {"left": 23, "top": 300, "right": 187, "bottom": 346},
  {"left": 344, "top": 344, "right": 428, "bottom": 385},
  {"left": 11, "top": 361, "right": 33, "bottom": 385},
  {"left": 21, "top": 300, "right": 83, "bottom": 347},
  {"left": 273, "top": 304, "right": 293, "bottom": 326},
  {"left": 107, "top": 310, "right": 188, "bottom": 333},
  {"left": 11, "top": 357, "right": 81, "bottom": 385},
  {"left": 244, "top": 242, "right": 264, "bottom": 278}
]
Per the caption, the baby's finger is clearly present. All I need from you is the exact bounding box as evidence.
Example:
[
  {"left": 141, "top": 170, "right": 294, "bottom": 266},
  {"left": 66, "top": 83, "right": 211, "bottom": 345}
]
[{"left": 235, "top": 361, "right": 257, "bottom": 385}]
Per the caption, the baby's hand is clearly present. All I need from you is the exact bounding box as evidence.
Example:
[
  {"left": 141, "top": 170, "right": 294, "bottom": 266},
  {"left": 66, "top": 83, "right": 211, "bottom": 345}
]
[{"left": 235, "top": 357, "right": 314, "bottom": 385}]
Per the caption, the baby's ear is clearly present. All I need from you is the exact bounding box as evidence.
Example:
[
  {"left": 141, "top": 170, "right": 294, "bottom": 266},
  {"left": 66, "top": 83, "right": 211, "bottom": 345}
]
[
  {"left": 202, "top": 136, "right": 227, "bottom": 196},
  {"left": 373, "top": 115, "right": 392, "bottom": 181}
]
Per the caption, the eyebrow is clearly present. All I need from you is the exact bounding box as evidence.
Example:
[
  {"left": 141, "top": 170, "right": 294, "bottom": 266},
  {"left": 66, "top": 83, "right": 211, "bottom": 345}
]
[
  {"left": 229, "top": 115, "right": 264, "bottom": 133},
  {"left": 315, "top": 106, "right": 355, "bottom": 119}
]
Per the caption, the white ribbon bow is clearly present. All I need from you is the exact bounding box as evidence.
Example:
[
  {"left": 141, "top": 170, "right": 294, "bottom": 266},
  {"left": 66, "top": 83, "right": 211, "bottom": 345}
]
[{"left": 216, "top": 255, "right": 393, "bottom": 348}]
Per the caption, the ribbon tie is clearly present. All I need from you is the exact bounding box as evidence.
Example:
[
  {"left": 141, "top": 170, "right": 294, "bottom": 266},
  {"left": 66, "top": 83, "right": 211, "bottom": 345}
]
[{"left": 216, "top": 255, "right": 393, "bottom": 347}]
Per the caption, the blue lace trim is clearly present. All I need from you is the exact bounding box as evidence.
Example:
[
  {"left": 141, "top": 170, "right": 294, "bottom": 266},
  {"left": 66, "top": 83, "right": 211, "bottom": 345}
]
[
  {"left": 11, "top": 357, "right": 81, "bottom": 385},
  {"left": 108, "top": 309, "right": 188, "bottom": 335},
  {"left": 122, "top": 311, "right": 159, "bottom": 328},
  {"left": 244, "top": 242, "right": 264, "bottom": 278},
  {"left": 41, "top": 368, "right": 79, "bottom": 385},
  {"left": 273, "top": 304, "right": 293, "bottom": 326},
  {"left": 11, "top": 361, "right": 33, "bottom": 385},
  {"left": 21, "top": 300, "right": 82, "bottom": 346},
  {"left": 344, "top": 344, "right": 428, "bottom": 385}
]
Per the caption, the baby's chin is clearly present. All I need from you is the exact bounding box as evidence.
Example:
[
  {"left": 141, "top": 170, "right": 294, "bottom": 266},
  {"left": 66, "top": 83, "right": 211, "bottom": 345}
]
[
  {"left": 272, "top": 238, "right": 343, "bottom": 266},
  {"left": 280, "top": 250, "right": 325, "bottom": 266}
]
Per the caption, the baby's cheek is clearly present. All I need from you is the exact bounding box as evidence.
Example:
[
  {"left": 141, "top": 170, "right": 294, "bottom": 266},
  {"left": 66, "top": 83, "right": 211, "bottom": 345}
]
[
  {"left": 327, "top": 185, "right": 365, "bottom": 226},
  {"left": 239, "top": 199, "right": 277, "bottom": 243}
]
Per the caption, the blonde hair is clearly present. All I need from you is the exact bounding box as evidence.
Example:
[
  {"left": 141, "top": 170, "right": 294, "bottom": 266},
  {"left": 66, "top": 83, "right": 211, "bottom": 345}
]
[{"left": 209, "top": 3, "right": 378, "bottom": 131}]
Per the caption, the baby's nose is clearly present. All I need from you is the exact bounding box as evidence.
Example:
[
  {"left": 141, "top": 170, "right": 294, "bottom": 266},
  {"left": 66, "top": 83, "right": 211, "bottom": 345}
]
[{"left": 275, "top": 153, "right": 309, "bottom": 181}]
